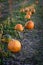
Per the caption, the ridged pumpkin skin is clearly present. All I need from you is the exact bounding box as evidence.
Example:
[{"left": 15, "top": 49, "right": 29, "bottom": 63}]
[
  {"left": 25, "top": 20, "right": 34, "bottom": 29},
  {"left": 14, "top": 24, "right": 24, "bottom": 32},
  {"left": 8, "top": 39, "right": 21, "bottom": 53}
]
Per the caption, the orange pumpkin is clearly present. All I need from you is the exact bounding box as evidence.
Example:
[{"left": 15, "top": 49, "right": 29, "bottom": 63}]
[
  {"left": 25, "top": 14, "right": 31, "bottom": 19},
  {"left": 24, "top": 7, "right": 29, "bottom": 12},
  {"left": 14, "top": 24, "right": 24, "bottom": 32},
  {"left": 8, "top": 39, "right": 21, "bottom": 53},
  {"left": 31, "top": 8, "right": 36, "bottom": 14},
  {"left": 26, "top": 11, "right": 32, "bottom": 16},
  {"left": 25, "top": 20, "right": 34, "bottom": 29}
]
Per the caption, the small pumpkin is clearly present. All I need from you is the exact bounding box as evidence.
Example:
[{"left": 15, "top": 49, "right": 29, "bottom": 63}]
[
  {"left": 14, "top": 24, "right": 24, "bottom": 32},
  {"left": 26, "top": 11, "right": 32, "bottom": 16},
  {"left": 8, "top": 39, "right": 21, "bottom": 53},
  {"left": 25, "top": 14, "right": 31, "bottom": 19},
  {"left": 25, "top": 20, "right": 34, "bottom": 30},
  {"left": 24, "top": 7, "right": 29, "bottom": 12},
  {"left": 31, "top": 8, "right": 36, "bottom": 14}
]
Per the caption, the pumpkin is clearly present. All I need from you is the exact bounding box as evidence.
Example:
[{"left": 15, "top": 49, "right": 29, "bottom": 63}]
[
  {"left": 26, "top": 11, "right": 32, "bottom": 16},
  {"left": 14, "top": 24, "right": 24, "bottom": 32},
  {"left": 8, "top": 39, "right": 21, "bottom": 53},
  {"left": 25, "top": 14, "right": 31, "bottom": 19},
  {"left": 24, "top": 7, "right": 29, "bottom": 12},
  {"left": 31, "top": 8, "right": 36, "bottom": 14},
  {"left": 25, "top": 20, "right": 34, "bottom": 29}
]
